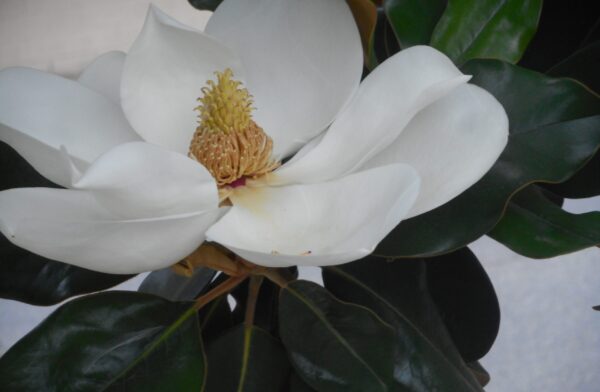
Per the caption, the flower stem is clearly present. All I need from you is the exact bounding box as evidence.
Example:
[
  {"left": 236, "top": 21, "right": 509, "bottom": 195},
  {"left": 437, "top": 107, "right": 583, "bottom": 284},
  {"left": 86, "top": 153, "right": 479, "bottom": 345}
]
[
  {"left": 193, "top": 274, "right": 247, "bottom": 311},
  {"left": 244, "top": 275, "right": 264, "bottom": 328},
  {"left": 256, "top": 268, "right": 291, "bottom": 288}
]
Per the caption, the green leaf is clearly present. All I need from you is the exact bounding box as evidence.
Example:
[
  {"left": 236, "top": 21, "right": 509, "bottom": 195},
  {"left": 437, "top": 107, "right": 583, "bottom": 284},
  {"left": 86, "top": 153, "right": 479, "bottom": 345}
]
[
  {"left": 489, "top": 185, "right": 600, "bottom": 258},
  {"left": 430, "top": 0, "right": 542, "bottom": 65},
  {"left": 544, "top": 152, "right": 600, "bottom": 198},
  {"left": 519, "top": 0, "right": 600, "bottom": 72},
  {"left": 138, "top": 266, "right": 216, "bottom": 301},
  {"left": 199, "top": 295, "right": 234, "bottom": 341},
  {"left": 466, "top": 361, "right": 490, "bottom": 387},
  {"left": 376, "top": 60, "right": 600, "bottom": 258},
  {"left": 289, "top": 372, "right": 317, "bottom": 392},
  {"left": 325, "top": 250, "right": 497, "bottom": 375},
  {"left": 425, "top": 248, "right": 499, "bottom": 361},
  {"left": 0, "top": 291, "right": 206, "bottom": 391},
  {"left": 279, "top": 280, "right": 482, "bottom": 392},
  {"left": 188, "top": 0, "right": 222, "bottom": 11},
  {"left": 204, "top": 325, "right": 290, "bottom": 392},
  {"left": 384, "top": 0, "right": 446, "bottom": 48},
  {"left": 368, "top": 8, "right": 401, "bottom": 69},
  {"left": 547, "top": 41, "right": 600, "bottom": 93}
]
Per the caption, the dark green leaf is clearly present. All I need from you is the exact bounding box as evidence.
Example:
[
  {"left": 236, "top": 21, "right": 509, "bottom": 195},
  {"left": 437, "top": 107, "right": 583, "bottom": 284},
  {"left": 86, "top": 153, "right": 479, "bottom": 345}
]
[
  {"left": 198, "top": 295, "right": 234, "bottom": 341},
  {"left": 325, "top": 251, "right": 495, "bottom": 379},
  {"left": 138, "top": 266, "right": 216, "bottom": 301},
  {"left": 279, "top": 280, "right": 482, "bottom": 392},
  {"left": 369, "top": 8, "right": 401, "bottom": 68},
  {"left": 425, "top": 248, "right": 499, "bottom": 361},
  {"left": 384, "top": 0, "right": 446, "bottom": 48},
  {"left": 547, "top": 41, "right": 600, "bottom": 94},
  {"left": 205, "top": 325, "right": 290, "bottom": 392},
  {"left": 519, "top": 0, "right": 599, "bottom": 72},
  {"left": 188, "top": 0, "right": 222, "bottom": 11},
  {"left": 289, "top": 372, "right": 317, "bottom": 392},
  {"left": 0, "top": 235, "right": 134, "bottom": 305},
  {"left": 376, "top": 60, "right": 600, "bottom": 257},
  {"left": 0, "top": 291, "right": 205, "bottom": 392},
  {"left": 544, "top": 147, "right": 600, "bottom": 199},
  {"left": 430, "top": 0, "right": 542, "bottom": 65},
  {"left": 489, "top": 185, "right": 600, "bottom": 258},
  {"left": 466, "top": 361, "right": 490, "bottom": 387}
]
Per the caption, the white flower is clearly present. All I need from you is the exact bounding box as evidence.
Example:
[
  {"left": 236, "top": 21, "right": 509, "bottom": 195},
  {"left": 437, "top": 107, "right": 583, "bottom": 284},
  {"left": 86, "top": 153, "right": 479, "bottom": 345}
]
[{"left": 0, "top": 1, "right": 508, "bottom": 274}]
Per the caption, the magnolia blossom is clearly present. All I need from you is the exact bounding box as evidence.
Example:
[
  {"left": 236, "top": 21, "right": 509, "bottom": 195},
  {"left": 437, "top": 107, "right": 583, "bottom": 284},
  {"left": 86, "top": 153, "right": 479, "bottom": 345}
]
[{"left": 0, "top": 0, "right": 508, "bottom": 274}]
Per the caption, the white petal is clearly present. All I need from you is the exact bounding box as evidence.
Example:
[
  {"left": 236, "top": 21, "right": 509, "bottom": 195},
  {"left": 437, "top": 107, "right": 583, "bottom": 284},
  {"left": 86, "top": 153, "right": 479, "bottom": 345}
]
[
  {"left": 74, "top": 142, "right": 219, "bottom": 219},
  {"left": 272, "top": 46, "right": 470, "bottom": 185},
  {"left": 0, "top": 188, "right": 221, "bottom": 274},
  {"left": 78, "top": 51, "right": 126, "bottom": 104},
  {"left": 362, "top": 84, "right": 508, "bottom": 218},
  {"left": 121, "top": 5, "right": 243, "bottom": 153},
  {"left": 206, "top": 0, "right": 362, "bottom": 158},
  {"left": 0, "top": 67, "right": 140, "bottom": 187},
  {"left": 206, "top": 164, "right": 420, "bottom": 267}
]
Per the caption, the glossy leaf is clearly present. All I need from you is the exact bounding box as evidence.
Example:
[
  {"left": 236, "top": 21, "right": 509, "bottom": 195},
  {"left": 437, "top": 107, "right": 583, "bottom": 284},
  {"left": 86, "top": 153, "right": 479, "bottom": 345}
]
[
  {"left": 289, "top": 372, "right": 317, "bottom": 392},
  {"left": 325, "top": 250, "right": 498, "bottom": 364},
  {"left": 519, "top": 0, "right": 600, "bottom": 72},
  {"left": 205, "top": 325, "right": 290, "bottom": 392},
  {"left": 368, "top": 8, "right": 402, "bottom": 69},
  {"left": 0, "top": 291, "right": 206, "bottom": 391},
  {"left": 376, "top": 60, "right": 600, "bottom": 257},
  {"left": 467, "top": 362, "right": 490, "bottom": 387},
  {"left": 188, "top": 0, "right": 221, "bottom": 11},
  {"left": 545, "top": 152, "right": 600, "bottom": 198},
  {"left": 384, "top": 0, "right": 446, "bottom": 48},
  {"left": 279, "top": 280, "right": 482, "bottom": 392},
  {"left": 425, "top": 248, "right": 500, "bottom": 361},
  {"left": 547, "top": 41, "right": 600, "bottom": 93},
  {"left": 138, "top": 266, "right": 216, "bottom": 301},
  {"left": 490, "top": 185, "right": 600, "bottom": 258},
  {"left": 0, "top": 142, "right": 133, "bottom": 305},
  {"left": 431, "top": 0, "right": 542, "bottom": 65}
]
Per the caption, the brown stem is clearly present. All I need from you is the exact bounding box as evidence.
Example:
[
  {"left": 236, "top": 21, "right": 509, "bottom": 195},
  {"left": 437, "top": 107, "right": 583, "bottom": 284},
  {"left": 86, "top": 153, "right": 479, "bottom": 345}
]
[
  {"left": 193, "top": 274, "right": 247, "bottom": 311},
  {"left": 244, "top": 275, "right": 264, "bottom": 328},
  {"left": 256, "top": 268, "right": 291, "bottom": 288}
]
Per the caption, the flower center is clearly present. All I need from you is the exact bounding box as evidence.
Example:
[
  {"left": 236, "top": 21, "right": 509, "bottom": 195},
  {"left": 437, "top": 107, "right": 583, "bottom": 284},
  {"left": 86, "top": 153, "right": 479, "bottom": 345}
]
[{"left": 189, "top": 69, "right": 279, "bottom": 187}]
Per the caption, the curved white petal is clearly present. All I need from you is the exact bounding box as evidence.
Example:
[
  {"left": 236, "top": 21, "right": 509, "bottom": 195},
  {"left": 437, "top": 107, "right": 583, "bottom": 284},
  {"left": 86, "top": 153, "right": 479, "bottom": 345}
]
[
  {"left": 0, "top": 188, "right": 221, "bottom": 274},
  {"left": 121, "top": 5, "right": 243, "bottom": 153},
  {"left": 206, "top": 164, "right": 420, "bottom": 267},
  {"left": 272, "top": 46, "right": 470, "bottom": 185},
  {"left": 361, "top": 84, "right": 508, "bottom": 218},
  {"left": 206, "top": 0, "right": 362, "bottom": 158},
  {"left": 0, "top": 67, "right": 140, "bottom": 187},
  {"left": 78, "top": 51, "right": 126, "bottom": 104},
  {"left": 74, "top": 142, "right": 218, "bottom": 219}
]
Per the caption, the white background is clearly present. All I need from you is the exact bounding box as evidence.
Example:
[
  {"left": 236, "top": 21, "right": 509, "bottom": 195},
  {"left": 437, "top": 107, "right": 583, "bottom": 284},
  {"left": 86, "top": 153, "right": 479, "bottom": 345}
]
[{"left": 1, "top": 1, "right": 599, "bottom": 391}]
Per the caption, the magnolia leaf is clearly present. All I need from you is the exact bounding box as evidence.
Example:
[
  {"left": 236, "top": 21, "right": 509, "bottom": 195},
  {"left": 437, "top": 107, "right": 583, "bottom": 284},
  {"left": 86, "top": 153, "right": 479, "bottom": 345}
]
[
  {"left": 519, "top": 0, "right": 600, "bottom": 72},
  {"left": 425, "top": 248, "right": 500, "bottom": 361},
  {"left": 376, "top": 60, "right": 600, "bottom": 258},
  {"left": 279, "top": 280, "right": 483, "bottom": 392},
  {"left": 325, "top": 249, "right": 498, "bottom": 364},
  {"left": 289, "top": 372, "right": 317, "bottom": 392},
  {"left": 198, "top": 294, "right": 234, "bottom": 341},
  {"left": 431, "top": 0, "right": 542, "bottom": 65},
  {"left": 547, "top": 41, "right": 600, "bottom": 93},
  {"left": 188, "top": 0, "right": 222, "bottom": 11},
  {"left": 489, "top": 185, "right": 600, "bottom": 258},
  {"left": 367, "top": 8, "right": 402, "bottom": 70},
  {"left": 0, "top": 291, "right": 206, "bottom": 391},
  {"left": 384, "top": 0, "right": 446, "bottom": 48},
  {"left": 204, "top": 325, "right": 290, "bottom": 392},
  {"left": 467, "top": 361, "right": 490, "bottom": 387},
  {"left": 138, "top": 265, "right": 216, "bottom": 301},
  {"left": 347, "top": 0, "right": 378, "bottom": 63},
  {"left": 0, "top": 142, "right": 133, "bottom": 305}
]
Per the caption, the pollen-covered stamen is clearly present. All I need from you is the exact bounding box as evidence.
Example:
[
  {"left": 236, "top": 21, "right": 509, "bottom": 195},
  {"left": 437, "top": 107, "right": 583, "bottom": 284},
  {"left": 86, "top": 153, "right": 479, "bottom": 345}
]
[{"left": 189, "top": 68, "right": 279, "bottom": 186}]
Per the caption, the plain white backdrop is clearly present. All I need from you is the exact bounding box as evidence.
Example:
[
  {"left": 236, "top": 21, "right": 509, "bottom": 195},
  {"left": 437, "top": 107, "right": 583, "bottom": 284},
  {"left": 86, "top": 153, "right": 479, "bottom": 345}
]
[{"left": 1, "top": 1, "right": 599, "bottom": 391}]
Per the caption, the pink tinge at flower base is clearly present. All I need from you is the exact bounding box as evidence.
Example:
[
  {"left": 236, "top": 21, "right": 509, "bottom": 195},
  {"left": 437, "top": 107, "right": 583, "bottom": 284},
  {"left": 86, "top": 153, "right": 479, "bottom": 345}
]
[{"left": 0, "top": 0, "right": 508, "bottom": 274}]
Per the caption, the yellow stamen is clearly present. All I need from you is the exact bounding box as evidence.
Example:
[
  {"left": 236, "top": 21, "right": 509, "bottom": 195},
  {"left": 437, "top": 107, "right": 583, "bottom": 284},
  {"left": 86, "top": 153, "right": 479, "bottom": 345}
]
[{"left": 189, "top": 69, "right": 279, "bottom": 186}]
